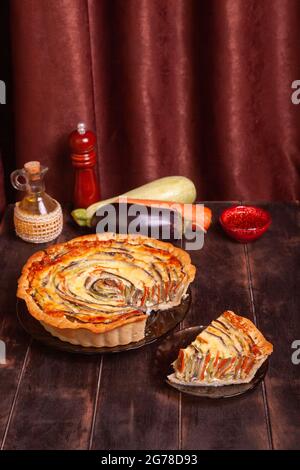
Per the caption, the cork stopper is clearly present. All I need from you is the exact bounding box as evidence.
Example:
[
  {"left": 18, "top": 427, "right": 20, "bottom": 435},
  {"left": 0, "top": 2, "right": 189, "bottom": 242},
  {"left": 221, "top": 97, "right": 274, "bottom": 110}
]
[{"left": 24, "top": 161, "right": 41, "bottom": 180}]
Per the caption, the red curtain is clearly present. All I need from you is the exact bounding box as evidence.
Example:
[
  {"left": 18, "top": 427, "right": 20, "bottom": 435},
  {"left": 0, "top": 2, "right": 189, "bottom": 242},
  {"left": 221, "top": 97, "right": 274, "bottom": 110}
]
[{"left": 8, "top": 0, "right": 300, "bottom": 203}]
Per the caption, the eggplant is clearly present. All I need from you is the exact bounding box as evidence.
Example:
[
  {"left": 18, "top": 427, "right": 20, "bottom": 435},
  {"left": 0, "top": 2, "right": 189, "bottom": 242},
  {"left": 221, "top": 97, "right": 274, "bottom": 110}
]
[{"left": 90, "top": 202, "right": 184, "bottom": 243}]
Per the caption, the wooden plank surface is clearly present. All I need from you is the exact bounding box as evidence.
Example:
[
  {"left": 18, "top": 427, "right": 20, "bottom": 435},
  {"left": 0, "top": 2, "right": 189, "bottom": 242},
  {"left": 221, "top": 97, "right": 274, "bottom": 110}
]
[
  {"left": 246, "top": 202, "right": 300, "bottom": 450},
  {"left": 0, "top": 203, "right": 298, "bottom": 450},
  {"left": 181, "top": 203, "right": 270, "bottom": 450},
  {"left": 1, "top": 211, "right": 100, "bottom": 450},
  {"left": 0, "top": 209, "right": 49, "bottom": 449},
  {"left": 91, "top": 345, "right": 179, "bottom": 450}
]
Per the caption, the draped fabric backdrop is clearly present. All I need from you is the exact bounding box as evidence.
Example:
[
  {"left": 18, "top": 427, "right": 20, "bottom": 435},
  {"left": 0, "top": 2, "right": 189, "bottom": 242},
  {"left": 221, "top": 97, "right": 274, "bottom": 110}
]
[{"left": 5, "top": 0, "right": 300, "bottom": 204}]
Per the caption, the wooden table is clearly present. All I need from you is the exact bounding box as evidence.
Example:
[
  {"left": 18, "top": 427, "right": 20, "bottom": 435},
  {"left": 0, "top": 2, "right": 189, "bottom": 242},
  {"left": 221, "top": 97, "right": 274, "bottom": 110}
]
[{"left": 0, "top": 202, "right": 299, "bottom": 450}]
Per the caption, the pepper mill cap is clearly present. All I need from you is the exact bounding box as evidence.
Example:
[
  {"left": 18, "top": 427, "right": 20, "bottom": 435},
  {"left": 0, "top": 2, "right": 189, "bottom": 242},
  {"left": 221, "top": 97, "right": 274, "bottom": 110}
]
[{"left": 69, "top": 122, "right": 96, "bottom": 154}]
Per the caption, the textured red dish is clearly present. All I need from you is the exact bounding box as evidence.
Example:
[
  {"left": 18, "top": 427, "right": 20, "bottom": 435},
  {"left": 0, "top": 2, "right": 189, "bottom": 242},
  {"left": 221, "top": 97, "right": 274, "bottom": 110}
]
[{"left": 219, "top": 206, "right": 271, "bottom": 243}]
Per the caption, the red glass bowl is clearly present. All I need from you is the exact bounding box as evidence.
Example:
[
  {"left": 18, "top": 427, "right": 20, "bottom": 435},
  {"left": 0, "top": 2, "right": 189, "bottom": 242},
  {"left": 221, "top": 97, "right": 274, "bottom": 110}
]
[{"left": 219, "top": 205, "right": 271, "bottom": 243}]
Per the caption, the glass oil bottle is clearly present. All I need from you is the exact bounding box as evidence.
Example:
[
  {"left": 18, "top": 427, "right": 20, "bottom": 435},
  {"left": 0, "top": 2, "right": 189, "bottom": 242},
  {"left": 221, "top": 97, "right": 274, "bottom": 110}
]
[{"left": 11, "top": 161, "right": 63, "bottom": 243}]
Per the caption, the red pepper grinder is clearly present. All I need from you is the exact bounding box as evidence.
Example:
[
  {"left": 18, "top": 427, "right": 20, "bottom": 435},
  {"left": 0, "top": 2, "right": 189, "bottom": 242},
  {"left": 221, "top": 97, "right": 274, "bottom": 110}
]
[{"left": 69, "top": 122, "right": 101, "bottom": 208}]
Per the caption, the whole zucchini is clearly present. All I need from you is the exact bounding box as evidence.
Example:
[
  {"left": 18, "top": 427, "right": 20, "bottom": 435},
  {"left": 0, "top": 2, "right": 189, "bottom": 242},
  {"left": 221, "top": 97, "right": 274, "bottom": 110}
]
[{"left": 72, "top": 176, "right": 196, "bottom": 227}]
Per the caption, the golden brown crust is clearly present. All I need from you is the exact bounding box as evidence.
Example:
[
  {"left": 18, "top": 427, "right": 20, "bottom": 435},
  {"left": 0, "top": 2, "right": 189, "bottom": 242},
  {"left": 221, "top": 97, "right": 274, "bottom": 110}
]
[
  {"left": 17, "top": 233, "right": 195, "bottom": 336},
  {"left": 19, "top": 295, "right": 147, "bottom": 333},
  {"left": 223, "top": 310, "right": 273, "bottom": 356},
  {"left": 41, "top": 317, "right": 147, "bottom": 348}
]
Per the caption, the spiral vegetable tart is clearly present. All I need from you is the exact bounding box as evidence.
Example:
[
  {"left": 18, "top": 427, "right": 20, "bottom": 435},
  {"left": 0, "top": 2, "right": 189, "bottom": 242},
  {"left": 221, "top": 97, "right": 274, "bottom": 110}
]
[{"left": 17, "top": 233, "right": 196, "bottom": 347}]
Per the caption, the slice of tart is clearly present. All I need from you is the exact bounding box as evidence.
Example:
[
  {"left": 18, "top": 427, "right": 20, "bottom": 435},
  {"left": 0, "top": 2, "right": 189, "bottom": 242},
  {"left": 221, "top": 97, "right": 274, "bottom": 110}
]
[
  {"left": 17, "top": 233, "right": 195, "bottom": 348},
  {"left": 169, "top": 311, "right": 273, "bottom": 386}
]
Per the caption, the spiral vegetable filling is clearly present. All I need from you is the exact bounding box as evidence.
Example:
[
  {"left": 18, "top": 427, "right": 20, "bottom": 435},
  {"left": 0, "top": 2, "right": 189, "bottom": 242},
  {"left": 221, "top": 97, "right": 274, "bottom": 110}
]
[{"left": 25, "top": 236, "right": 195, "bottom": 329}]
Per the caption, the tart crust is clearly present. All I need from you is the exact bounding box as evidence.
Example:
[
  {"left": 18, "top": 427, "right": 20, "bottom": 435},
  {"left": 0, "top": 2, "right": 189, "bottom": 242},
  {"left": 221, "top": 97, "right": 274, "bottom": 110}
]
[
  {"left": 41, "top": 317, "right": 147, "bottom": 348},
  {"left": 17, "top": 233, "right": 196, "bottom": 347},
  {"left": 221, "top": 311, "right": 273, "bottom": 356}
]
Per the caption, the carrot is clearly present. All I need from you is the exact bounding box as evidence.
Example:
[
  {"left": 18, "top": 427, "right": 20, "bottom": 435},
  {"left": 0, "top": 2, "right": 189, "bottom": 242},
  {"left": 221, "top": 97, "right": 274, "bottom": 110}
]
[
  {"left": 140, "top": 287, "right": 149, "bottom": 307},
  {"left": 200, "top": 353, "right": 211, "bottom": 380},
  {"left": 235, "top": 357, "right": 243, "bottom": 375},
  {"left": 241, "top": 357, "right": 249, "bottom": 371},
  {"left": 219, "top": 358, "right": 236, "bottom": 378},
  {"left": 251, "top": 345, "right": 261, "bottom": 356},
  {"left": 213, "top": 351, "right": 220, "bottom": 368},
  {"left": 245, "top": 359, "right": 255, "bottom": 375},
  {"left": 216, "top": 358, "right": 229, "bottom": 378},
  {"left": 117, "top": 197, "right": 212, "bottom": 231},
  {"left": 178, "top": 349, "right": 185, "bottom": 373}
]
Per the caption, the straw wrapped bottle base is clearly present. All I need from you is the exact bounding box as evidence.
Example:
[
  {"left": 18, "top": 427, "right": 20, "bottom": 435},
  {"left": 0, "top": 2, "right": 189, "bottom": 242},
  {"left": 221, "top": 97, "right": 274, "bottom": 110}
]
[{"left": 14, "top": 201, "right": 63, "bottom": 243}]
